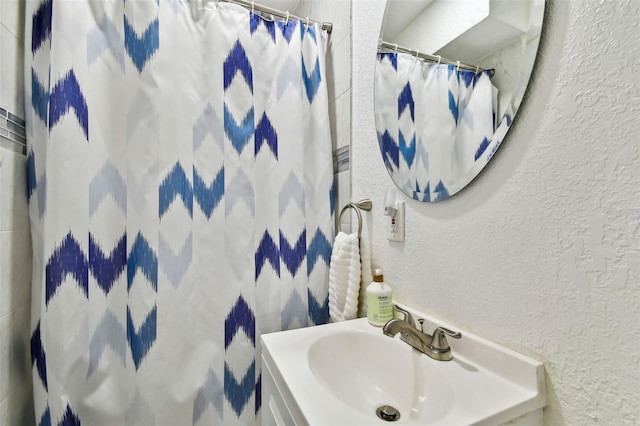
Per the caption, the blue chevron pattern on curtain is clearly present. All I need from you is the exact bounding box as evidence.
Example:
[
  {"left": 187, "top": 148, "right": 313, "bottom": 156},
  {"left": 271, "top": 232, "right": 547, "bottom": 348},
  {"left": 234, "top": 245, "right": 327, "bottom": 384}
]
[
  {"left": 25, "top": 0, "right": 333, "bottom": 424},
  {"left": 375, "top": 51, "right": 501, "bottom": 202}
]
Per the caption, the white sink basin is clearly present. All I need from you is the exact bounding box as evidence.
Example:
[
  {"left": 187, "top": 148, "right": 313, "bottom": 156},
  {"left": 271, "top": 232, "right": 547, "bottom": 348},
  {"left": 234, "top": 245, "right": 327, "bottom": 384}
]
[
  {"left": 307, "top": 330, "right": 453, "bottom": 424},
  {"left": 261, "top": 305, "right": 545, "bottom": 425}
]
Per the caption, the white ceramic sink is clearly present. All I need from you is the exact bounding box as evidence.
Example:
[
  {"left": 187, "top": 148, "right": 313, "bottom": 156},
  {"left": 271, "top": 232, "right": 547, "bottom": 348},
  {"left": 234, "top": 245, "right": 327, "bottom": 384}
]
[
  {"left": 261, "top": 305, "right": 546, "bottom": 425},
  {"left": 307, "top": 329, "right": 453, "bottom": 424}
]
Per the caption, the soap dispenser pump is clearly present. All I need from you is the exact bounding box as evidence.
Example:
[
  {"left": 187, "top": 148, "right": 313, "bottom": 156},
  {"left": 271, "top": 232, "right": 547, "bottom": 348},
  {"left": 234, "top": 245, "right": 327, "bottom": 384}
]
[{"left": 366, "top": 269, "right": 393, "bottom": 326}]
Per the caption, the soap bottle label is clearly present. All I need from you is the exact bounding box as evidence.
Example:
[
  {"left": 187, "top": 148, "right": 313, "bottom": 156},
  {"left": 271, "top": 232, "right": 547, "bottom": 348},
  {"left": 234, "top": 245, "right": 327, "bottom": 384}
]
[
  {"left": 377, "top": 294, "right": 393, "bottom": 322},
  {"left": 367, "top": 293, "right": 393, "bottom": 325}
]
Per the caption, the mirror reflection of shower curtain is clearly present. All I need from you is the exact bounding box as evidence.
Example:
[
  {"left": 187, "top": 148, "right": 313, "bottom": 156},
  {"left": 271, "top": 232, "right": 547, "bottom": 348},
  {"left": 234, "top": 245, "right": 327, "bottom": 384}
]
[
  {"left": 25, "top": 1, "right": 333, "bottom": 424},
  {"left": 375, "top": 52, "right": 496, "bottom": 202}
]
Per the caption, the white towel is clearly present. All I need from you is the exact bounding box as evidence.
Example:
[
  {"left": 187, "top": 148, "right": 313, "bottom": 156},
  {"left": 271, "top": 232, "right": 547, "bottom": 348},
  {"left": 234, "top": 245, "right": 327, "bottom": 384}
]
[
  {"left": 358, "top": 226, "right": 373, "bottom": 317},
  {"left": 328, "top": 231, "right": 361, "bottom": 322}
]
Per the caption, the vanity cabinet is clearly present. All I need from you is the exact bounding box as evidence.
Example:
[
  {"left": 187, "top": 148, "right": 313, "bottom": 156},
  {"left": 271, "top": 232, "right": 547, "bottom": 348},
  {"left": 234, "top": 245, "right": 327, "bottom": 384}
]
[{"left": 262, "top": 349, "right": 305, "bottom": 426}]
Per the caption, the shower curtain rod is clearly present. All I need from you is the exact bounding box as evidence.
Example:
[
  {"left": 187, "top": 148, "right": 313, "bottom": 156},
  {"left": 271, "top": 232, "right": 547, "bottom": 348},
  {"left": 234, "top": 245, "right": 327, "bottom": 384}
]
[
  {"left": 379, "top": 40, "right": 494, "bottom": 76},
  {"left": 222, "top": 0, "right": 333, "bottom": 33}
]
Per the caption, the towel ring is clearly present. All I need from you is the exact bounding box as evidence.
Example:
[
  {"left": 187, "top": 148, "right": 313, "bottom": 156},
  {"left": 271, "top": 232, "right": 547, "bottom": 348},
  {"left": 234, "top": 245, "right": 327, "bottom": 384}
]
[{"left": 338, "top": 199, "right": 373, "bottom": 239}]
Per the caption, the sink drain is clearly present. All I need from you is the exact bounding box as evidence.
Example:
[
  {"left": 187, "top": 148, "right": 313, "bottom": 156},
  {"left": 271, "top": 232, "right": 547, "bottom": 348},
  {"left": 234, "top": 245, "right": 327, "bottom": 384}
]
[{"left": 376, "top": 405, "right": 401, "bottom": 422}]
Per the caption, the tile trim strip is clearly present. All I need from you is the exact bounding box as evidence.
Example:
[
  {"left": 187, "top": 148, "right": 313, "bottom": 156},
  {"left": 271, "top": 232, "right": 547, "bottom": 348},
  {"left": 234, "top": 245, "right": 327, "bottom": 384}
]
[
  {"left": 333, "top": 145, "right": 349, "bottom": 173},
  {"left": 0, "top": 106, "right": 26, "bottom": 155}
]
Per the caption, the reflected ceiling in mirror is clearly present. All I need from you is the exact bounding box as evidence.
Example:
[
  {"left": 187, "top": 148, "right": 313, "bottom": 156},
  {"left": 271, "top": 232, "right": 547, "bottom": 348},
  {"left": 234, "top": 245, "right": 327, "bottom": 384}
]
[{"left": 375, "top": 0, "right": 545, "bottom": 202}]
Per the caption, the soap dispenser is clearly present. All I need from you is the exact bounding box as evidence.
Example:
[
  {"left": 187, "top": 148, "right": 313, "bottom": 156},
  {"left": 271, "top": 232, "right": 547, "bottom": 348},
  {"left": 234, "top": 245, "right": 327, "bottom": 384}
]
[{"left": 366, "top": 269, "right": 393, "bottom": 326}]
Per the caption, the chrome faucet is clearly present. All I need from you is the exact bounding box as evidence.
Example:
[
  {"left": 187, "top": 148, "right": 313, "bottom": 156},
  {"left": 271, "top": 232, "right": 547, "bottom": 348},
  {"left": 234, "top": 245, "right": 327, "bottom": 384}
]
[
  {"left": 393, "top": 305, "right": 417, "bottom": 328},
  {"left": 382, "top": 305, "right": 462, "bottom": 361}
]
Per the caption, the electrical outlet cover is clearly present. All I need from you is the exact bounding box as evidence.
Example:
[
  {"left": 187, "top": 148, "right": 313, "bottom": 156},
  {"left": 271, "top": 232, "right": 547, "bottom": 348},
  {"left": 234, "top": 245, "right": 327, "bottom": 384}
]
[{"left": 387, "top": 201, "right": 405, "bottom": 242}]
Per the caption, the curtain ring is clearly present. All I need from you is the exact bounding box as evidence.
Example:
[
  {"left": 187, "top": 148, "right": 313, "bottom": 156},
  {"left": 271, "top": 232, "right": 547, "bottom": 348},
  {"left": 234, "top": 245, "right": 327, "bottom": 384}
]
[
  {"left": 251, "top": 0, "right": 255, "bottom": 13},
  {"left": 456, "top": 61, "right": 460, "bottom": 72},
  {"left": 475, "top": 65, "right": 479, "bottom": 74},
  {"left": 414, "top": 49, "right": 420, "bottom": 59},
  {"left": 285, "top": 11, "right": 289, "bottom": 23},
  {"left": 394, "top": 43, "right": 398, "bottom": 53},
  {"left": 436, "top": 55, "right": 441, "bottom": 65},
  {"left": 306, "top": 16, "right": 310, "bottom": 28}
]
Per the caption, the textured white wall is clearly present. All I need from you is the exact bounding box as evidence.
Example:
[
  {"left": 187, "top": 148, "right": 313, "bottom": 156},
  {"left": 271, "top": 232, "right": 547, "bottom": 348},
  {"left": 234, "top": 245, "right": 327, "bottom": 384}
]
[{"left": 352, "top": 0, "right": 640, "bottom": 424}]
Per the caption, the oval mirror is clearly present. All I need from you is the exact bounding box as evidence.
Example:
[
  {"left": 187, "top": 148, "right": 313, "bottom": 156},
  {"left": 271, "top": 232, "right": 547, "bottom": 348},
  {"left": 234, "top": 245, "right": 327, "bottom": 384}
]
[{"left": 374, "top": 0, "right": 545, "bottom": 202}]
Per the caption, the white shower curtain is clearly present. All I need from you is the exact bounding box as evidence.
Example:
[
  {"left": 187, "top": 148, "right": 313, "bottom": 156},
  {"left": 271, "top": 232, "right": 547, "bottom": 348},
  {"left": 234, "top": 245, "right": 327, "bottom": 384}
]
[
  {"left": 375, "top": 51, "right": 498, "bottom": 202},
  {"left": 25, "top": 0, "right": 333, "bottom": 424}
]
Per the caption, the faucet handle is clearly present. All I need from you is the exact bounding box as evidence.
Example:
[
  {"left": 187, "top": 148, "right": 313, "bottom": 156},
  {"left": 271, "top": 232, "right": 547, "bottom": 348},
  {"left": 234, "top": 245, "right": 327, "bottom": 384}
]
[
  {"left": 429, "top": 327, "right": 462, "bottom": 351},
  {"left": 393, "top": 305, "right": 416, "bottom": 328}
]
